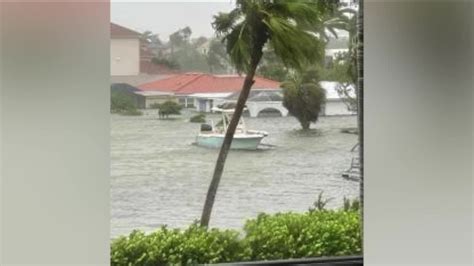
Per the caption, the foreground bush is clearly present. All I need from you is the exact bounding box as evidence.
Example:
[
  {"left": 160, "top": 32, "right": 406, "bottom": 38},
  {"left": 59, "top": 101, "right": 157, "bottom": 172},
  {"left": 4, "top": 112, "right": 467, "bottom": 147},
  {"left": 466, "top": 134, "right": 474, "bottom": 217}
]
[
  {"left": 111, "top": 224, "right": 249, "bottom": 266},
  {"left": 111, "top": 209, "right": 361, "bottom": 265},
  {"left": 244, "top": 211, "right": 361, "bottom": 261}
]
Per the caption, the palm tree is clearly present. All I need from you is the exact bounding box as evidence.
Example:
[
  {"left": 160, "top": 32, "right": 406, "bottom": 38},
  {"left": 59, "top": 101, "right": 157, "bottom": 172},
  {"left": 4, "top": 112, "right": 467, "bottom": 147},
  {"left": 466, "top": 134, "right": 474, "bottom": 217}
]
[
  {"left": 316, "top": 5, "right": 355, "bottom": 42},
  {"left": 200, "top": 0, "right": 330, "bottom": 227},
  {"left": 281, "top": 67, "right": 326, "bottom": 130}
]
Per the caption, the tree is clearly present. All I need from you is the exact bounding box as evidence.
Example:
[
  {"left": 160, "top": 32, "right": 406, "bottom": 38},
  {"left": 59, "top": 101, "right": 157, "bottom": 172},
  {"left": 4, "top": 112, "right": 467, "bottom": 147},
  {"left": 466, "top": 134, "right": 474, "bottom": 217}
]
[
  {"left": 206, "top": 38, "right": 231, "bottom": 73},
  {"left": 281, "top": 67, "right": 326, "bottom": 130},
  {"left": 167, "top": 27, "right": 210, "bottom": 72},
  {"left": 169, "top": 26, "right": 192, "bottom": 54},
  {"left": 319, "top": 51, "right": 357, "bottom": 111},
  {"left": 200, "top": 0, "right": 330, "bottom": 228},
  {"left": 140, "top": 30, "right": 163, "bottom": 56},
  {"left": 156, "top": 101, "right": 182, "bottom": 119},
  {"left": 257, "top": 48, "right": 290, "bottom": 82},
  {"left": 316, "top": 5, "right": 358, "bottom": 112},
  {"left": 172, "top": 47, "right": 208, "bottom": 72},
  {"left": 151, "top": 56, "right": 181, "bottom": 70},
  {"left": 313, "top": 1, "right": 354, "bottom": 43}
]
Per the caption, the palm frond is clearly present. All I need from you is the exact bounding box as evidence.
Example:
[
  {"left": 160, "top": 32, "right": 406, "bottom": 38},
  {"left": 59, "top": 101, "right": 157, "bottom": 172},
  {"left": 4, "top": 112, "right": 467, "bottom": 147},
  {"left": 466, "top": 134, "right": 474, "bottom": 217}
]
[
  {"left": 212, "top": 8, "right": 242, "bottom": 35},
  {"left": 268, "top": 0, "right": 322, "bottom": 28},
  {"left": 224, "top": 22, "right": 252, "bottom": 73},
  {"left": 264, "top": 15, "right": 323, "bottom": 70}
]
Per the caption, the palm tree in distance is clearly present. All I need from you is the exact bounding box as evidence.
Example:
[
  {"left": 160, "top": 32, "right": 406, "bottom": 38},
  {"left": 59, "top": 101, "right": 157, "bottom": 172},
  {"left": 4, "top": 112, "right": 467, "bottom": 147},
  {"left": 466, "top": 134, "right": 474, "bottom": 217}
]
[{"left": 200, "top": 0, "right": 334, "bottom": 227}]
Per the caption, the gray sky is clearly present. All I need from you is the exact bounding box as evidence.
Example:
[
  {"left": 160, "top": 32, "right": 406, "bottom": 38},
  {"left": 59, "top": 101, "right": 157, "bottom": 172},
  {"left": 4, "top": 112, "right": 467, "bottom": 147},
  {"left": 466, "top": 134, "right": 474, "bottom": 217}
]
[{"left": 111, "top": 2, "right": 235, "bottom": 41}]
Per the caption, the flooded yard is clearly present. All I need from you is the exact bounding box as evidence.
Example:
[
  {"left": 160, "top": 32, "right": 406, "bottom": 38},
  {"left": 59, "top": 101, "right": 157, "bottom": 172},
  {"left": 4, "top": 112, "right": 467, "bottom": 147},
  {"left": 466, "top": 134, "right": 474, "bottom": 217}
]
[{"left": 111, "top": 110, "right": 359, "bottom": 238}]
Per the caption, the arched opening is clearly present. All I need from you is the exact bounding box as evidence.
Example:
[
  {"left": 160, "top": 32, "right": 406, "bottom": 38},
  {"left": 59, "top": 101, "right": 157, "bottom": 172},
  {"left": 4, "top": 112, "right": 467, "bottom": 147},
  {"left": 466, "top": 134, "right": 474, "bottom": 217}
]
[{"left": 257, "top": 107, "right": 283, "bottom": 117}]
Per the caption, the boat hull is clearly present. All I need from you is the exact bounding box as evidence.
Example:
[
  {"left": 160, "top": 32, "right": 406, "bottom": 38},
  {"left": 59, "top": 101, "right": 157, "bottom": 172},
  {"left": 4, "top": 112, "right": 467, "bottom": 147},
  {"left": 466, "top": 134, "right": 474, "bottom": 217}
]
[{"left": 196, "top": 134, "right": 264, "bottom": 150}]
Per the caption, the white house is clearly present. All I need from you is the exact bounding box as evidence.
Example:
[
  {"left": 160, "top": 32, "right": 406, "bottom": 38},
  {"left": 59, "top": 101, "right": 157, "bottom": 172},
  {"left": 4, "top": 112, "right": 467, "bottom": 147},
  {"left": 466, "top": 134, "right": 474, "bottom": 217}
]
[
  {"left": 227, "top": 83, "right": 355, "bottom": 117},
  {"left": 225, "top": 89, "right": 289, "bottom": 117},
  {"left": 320, "top": 81, "right": 356, "bottom": 116}
]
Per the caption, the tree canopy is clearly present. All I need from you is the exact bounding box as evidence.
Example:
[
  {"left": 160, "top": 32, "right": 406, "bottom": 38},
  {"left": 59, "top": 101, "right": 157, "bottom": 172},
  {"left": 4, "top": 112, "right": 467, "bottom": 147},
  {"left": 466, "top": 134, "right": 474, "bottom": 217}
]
[
  {"left": 156, "top": 101, "right": 182, "bottom": 119},
  {"left": 282, "top": 67, "right": 326, "bottom": 130}
]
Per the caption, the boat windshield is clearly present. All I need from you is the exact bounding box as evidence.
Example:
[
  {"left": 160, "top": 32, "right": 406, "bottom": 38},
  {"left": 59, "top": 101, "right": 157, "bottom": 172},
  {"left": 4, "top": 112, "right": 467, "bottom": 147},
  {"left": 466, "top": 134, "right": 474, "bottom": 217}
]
[{"left": 215, "top": 112, "right": 246, "bottom": 134}]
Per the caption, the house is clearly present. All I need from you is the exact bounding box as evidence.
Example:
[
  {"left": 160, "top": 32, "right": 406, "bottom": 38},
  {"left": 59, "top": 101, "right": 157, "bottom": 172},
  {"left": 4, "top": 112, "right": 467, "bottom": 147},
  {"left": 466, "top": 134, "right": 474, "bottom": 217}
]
[
  {"left": 136, "top": 72, "right": 355, "bottom": 116},
  {"left": 225, "top": 82, "right": 355, "bottom": 117},
  {"left": 137, "top": 72, "right": 281, "bottom": 112},
  {"left": 225, "top": 89, "right": 289, "bottom": 117},
  {"left": 134, "top": 91, "right": 178, "bottom": 109},
  {"left": 111, "top": 22, "right": 176, "bottom": 77},
  {"left": 320, "top": 81, "right": 356, "bottom": 116},
  {"left": 111, "top": 83, "right": 146, "bottom": 109},
  {"left": 111, "top": 22, "right": 178, "bottom": 107},
  {"left": 110, "top": 23, "right": 141, "bottom": 76}
]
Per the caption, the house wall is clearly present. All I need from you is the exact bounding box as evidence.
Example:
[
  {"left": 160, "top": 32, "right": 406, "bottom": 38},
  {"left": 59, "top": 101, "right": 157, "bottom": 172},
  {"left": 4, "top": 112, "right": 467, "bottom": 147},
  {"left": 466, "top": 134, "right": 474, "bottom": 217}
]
[
  {"left": 194, "top": 98, "right": 212, "bottom": 113},
  {"left": 111, "top": 38, "right": 140, "bottom": 76},
  {"left": 324, "top": 100, "right": 355, "bottom": 116},
  {"left": 145, "top": 95, "right": 178, "bottom": 109}
]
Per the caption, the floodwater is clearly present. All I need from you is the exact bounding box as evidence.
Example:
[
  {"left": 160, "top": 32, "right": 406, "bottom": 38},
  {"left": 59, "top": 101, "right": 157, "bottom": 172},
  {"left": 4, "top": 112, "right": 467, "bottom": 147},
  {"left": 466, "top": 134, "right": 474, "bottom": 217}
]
[{"left": 111, "top": 110, "right": 359, "bottom": 238}]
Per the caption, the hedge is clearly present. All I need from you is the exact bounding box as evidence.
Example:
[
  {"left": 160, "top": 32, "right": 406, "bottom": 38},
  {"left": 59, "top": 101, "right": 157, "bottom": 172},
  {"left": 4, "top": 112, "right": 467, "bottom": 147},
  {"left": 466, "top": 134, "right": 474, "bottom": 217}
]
[{"left": 111, "top": 209, "right": 361, "bottom": 265}]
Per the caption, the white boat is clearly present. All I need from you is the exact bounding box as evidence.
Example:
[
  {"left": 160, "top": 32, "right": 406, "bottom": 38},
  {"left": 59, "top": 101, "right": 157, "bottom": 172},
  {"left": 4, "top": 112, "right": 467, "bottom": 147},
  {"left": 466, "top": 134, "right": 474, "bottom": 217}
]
[{"left": 195, "top": 106, "right": 268, "bottom": 150}]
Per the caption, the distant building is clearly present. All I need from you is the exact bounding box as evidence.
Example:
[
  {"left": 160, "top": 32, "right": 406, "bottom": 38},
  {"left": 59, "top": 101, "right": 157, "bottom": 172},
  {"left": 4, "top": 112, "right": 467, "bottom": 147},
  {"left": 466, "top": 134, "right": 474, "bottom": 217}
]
[
  {"left": 137, "top": 72, "right": 281, "bottom": 113},
  {"left": 320, "top": 81, "right": 356, "bottom": 116},
  {"left": 111, "top": 23, "right": 177, "bottom": 107},
  {"left": 226, "top": 89, "right": 289, "bottom": 117},
  {"left": 134, "top": 91, "right": 178, "bottom": 109},
  {"left": 136, "top": 73, "right": 356, "bottom": 116},
  {"left": 110, "top": 23, "right": 141, "bottom": 76},
  {"left": 227, "top": 82, "right": 356, "bottom": 117}
]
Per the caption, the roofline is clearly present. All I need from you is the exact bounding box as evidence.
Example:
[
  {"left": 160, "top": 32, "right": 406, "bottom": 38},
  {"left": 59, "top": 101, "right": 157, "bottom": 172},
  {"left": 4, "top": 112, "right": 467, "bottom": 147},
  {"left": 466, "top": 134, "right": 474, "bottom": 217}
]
[{"left": 111, "top": 22, "right": 141, "bottom": 38}]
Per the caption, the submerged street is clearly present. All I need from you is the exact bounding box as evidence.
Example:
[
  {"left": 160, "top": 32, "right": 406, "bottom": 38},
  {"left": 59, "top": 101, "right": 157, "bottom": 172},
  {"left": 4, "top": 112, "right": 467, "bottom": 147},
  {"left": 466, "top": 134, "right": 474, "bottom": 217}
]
[{"left": 111, "top": 111, "right": 359, "bottom": 237}]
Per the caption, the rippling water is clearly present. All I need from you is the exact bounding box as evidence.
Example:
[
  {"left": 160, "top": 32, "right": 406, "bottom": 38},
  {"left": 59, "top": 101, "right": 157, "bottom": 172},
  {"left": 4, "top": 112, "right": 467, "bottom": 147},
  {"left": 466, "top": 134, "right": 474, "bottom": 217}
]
[{"left": 111, "top": 110, "right": 359, "bottom": 238}]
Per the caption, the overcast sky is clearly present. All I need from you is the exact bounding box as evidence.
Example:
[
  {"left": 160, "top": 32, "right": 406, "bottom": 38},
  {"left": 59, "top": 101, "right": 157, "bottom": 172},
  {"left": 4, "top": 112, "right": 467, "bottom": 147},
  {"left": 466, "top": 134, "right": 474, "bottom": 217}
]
[{"left": 111, "top": 1, "right": 235, "bottom": 41}]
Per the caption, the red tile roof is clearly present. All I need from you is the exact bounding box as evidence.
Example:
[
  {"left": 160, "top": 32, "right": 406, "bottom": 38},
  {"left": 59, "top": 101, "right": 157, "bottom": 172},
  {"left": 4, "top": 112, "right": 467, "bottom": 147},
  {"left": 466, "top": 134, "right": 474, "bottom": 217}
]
[
  {"left": 111, "top": 22, "right": 141, "bottom": 38},
  {"left": 137, "top": 73, "right": 280, "bottom": 95}
]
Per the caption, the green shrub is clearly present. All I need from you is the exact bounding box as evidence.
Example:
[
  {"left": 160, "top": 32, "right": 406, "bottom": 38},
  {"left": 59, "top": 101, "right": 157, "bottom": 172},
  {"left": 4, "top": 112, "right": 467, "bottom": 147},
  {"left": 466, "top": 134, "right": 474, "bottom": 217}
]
[
  {"left": 111, "top": 223, "right": 248, "bottom": 266},
  {"left": 190, "top": 113, "right": 206, "bottom": 123},
  {"left": 111, "top": 209, "right": 361, "bottom": 265},
  {"left": 158, "top": 101, "right": 182, "bottom": 119},
  {"left": 244, "top": 210, "right": 361, "bottom": 261},
  {"left": 111, "top": 92, "right": 142, "bottom": 116}
]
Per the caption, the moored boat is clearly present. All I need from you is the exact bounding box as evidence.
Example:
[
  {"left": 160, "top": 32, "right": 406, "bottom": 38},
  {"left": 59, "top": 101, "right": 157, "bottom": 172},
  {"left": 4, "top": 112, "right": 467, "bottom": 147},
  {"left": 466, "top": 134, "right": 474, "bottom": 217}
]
[{"left": 195, "top": 106, "right": 267, "bottom": 150}]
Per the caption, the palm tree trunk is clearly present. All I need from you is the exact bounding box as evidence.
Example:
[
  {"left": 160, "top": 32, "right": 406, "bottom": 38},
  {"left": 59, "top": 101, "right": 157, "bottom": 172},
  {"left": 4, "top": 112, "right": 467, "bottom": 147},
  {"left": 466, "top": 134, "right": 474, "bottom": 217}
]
[
  {"left": 356, "top": 0, "right": 364, "bottom": 249},
  {"left": 200, "top": 56, "right": 262, "bottom": 227}
]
